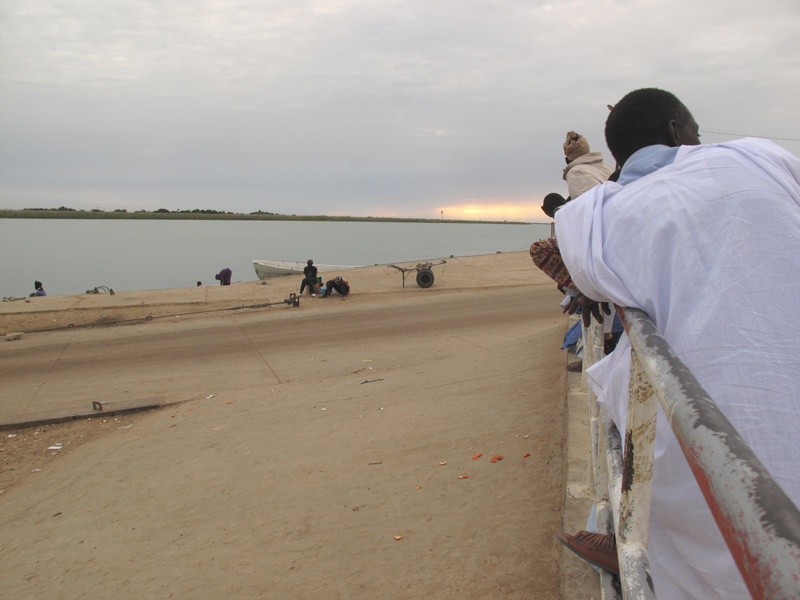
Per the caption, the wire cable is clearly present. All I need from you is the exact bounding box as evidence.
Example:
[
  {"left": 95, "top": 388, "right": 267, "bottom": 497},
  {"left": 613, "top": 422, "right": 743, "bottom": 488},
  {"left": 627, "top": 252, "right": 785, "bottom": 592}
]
[{"left": 700, "top": 130, "right": 800, "bottom": 142}]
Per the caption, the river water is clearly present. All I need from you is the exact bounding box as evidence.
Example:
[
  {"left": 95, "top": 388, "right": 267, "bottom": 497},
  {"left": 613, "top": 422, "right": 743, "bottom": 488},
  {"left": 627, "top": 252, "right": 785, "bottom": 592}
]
[{"left": 0, "top": 219, "right": 550, "bottom": 297}]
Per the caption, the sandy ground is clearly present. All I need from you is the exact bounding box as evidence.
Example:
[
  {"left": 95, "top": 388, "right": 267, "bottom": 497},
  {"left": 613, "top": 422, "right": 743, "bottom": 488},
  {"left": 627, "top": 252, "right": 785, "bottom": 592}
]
[{"left": 0, "top": 253, "right": 574, "bottom": 599}]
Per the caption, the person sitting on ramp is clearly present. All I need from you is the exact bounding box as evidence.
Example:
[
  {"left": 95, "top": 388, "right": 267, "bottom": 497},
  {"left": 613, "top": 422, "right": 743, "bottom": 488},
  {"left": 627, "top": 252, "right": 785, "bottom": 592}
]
[
  {"left": 31, "top": 281, "right": 47, "bottom": 297},
  {"left": 299, "top": 259, "right": 318, "bottom": 297},
  {"left": 321, "top": 275, "right": 349, "bottom": 300}
]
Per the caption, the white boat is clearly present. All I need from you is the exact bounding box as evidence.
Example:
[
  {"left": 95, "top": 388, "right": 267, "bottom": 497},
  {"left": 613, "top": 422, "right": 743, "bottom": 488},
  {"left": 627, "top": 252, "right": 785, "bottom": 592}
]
[{"left": 252, "top": 260, "right": 356, "bottom": 280}]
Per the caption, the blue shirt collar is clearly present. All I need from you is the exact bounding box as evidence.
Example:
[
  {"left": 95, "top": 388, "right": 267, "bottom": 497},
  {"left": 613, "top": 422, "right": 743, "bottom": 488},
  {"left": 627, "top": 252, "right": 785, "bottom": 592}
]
[{"left": 617, "top": 145, "right": 681, "bottom": 186}]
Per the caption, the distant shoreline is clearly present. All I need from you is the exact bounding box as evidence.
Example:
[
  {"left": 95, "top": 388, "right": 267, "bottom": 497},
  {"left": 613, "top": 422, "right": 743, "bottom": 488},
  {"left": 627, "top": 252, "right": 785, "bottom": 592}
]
[{"left": 0, "top": 209, "right": 531, "bottom": 225}]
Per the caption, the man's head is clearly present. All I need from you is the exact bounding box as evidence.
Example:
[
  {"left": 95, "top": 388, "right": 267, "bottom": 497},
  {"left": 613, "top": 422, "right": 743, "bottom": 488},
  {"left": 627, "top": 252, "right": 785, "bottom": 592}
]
[
  {"left": 563, "top": 132, "right": 590, "bottom": 163},
  {"left": 307, "top": 259, "right": 313, "bottom": 266},
  {"left": 34, "top": 281, "right": 43, "bottom": 291},
  {"left": 605, "top": 88, "right": 700, "bottom": 166},
  {"left": 542, "top": 193, "right": 568, "bottom": 219}
]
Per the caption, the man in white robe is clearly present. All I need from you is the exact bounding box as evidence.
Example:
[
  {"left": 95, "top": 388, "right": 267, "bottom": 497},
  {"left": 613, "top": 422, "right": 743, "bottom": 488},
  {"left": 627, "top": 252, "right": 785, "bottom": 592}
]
[{"left": 556, "top": 88, "right": 800, "bottom": 599}]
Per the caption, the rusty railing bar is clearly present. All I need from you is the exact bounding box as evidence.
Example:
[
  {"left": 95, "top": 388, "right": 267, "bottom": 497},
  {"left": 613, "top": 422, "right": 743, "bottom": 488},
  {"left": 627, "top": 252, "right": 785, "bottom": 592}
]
[
  {"left": 584, "top": 321, "right": 624, "bottom": 600},
  {"left": 617, "top": 305, "right": 800, "bottom": 600},
  {"left": 615, "top": 347, "right": 657, "bottom": 599}
]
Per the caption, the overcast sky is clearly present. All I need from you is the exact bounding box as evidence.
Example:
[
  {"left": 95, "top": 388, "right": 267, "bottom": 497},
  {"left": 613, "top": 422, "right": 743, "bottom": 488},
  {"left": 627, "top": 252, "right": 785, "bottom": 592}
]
[{"left": 1, "top": 0, "right": 798, "bottom": 222}]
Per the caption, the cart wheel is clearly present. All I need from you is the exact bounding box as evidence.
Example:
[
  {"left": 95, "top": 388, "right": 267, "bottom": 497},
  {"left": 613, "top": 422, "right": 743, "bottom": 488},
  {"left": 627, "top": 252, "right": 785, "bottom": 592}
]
[{"left": 416, "top": 268, "right": 434, "bottom": 288}]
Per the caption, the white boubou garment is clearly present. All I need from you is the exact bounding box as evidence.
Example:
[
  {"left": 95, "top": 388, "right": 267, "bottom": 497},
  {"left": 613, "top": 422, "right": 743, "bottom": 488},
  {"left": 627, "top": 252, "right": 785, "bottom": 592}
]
[{"left": 556, "top": 138, "right": 800, "bottom": 600}]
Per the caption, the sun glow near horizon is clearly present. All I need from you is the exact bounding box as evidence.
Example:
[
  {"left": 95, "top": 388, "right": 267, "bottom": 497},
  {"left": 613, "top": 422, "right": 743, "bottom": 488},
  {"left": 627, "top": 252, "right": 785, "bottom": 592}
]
[
  {"left": 436, "top": 203, "right": 548, "bottom": 222},
  {"left": 349, "top": 200, "right": 552, "bottom": 223}
]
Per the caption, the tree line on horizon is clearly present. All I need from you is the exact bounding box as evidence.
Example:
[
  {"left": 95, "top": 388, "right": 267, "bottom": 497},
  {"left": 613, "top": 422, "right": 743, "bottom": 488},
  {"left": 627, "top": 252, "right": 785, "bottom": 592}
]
[
  {"left": 20, "top": 206, "right": 270, "bottom": 215},
  {"left": 1, "top": 207, "right": 531, "bottom": 225}
]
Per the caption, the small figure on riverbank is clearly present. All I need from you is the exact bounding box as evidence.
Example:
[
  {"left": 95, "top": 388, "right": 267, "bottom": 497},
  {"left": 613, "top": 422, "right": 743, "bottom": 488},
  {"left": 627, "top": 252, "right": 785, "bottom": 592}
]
[
  {"left": 30, "top": 281, "right": 46, "bottom": 297},
  {"left": 299, "top": 260, "right": 318, "bottom": 297},
  {"left": 215, "top": 268, "right": 232, "bottom": 286},
  {"left": 197, "top": 281, "right": 204, "bottom": 287},
  {"left": 321, "top": 275, "right": 349, "bottom": 300}
]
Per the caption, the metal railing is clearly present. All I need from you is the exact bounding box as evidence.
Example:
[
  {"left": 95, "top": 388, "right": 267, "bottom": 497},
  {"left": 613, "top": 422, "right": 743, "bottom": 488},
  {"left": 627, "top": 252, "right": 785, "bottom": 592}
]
[{"left": 583, "top": 306, "right": 800, "bottom": 600}]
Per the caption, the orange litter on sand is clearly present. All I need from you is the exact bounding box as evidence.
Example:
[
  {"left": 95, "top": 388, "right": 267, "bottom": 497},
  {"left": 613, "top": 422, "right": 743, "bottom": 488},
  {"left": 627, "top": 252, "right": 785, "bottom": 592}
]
[
  {"left": 523, "top": 435, "right": 530, "bottom": 439},
  {"left": 394, "top": 536, "right": 403, "bottom": 540},
  {"left": 439, "top": 461, "right": 447, "bottom": 465},
  {"left": 416, "top": 486, "right": 421, "bottom": 490},
  {"left": 523, "top": 453, "right": 531, "bottom": 458},
  {"left": 458, "top": 475, "right": 469, "bottom": 479},
  {"left": 472, "top": 453, "right": 483, "bottom": 460},
  {"left": 226, "top": 401, "right": 232, "bottom": 404},
  {"left": 491, "top": 456, "right": 503, "bottom": 463}
]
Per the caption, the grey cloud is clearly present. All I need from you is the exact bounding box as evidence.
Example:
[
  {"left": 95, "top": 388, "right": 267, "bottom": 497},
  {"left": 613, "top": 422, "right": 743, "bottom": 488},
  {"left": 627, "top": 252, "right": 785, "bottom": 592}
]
[{"left": 1, "top": 0, "right": 798, "bottom": 217}]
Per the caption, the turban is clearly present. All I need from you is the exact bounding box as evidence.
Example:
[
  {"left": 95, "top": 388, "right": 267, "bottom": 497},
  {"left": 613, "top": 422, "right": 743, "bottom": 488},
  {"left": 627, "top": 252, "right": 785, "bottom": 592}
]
[{"left": 563, "top": 131, "right": 590, "bottom": 162}]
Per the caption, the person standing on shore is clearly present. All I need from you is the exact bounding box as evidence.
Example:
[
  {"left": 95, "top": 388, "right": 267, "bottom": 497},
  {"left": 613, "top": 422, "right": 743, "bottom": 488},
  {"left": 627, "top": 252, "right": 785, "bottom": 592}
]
[
  {"left": 299, "top": 259, "right": 318, "bottom": 297},
  {"left": 215, "top": 268, "right": 232, "bottom": 286}
]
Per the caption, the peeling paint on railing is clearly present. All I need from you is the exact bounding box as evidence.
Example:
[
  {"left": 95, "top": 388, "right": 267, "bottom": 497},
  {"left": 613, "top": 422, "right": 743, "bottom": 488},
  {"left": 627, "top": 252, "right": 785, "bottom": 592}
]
[
  {"left": 609, "top": 306, "right": 800, "bottom": 600},
  {"left": 616, "top": 348, "right": 657, "bottom": 599},
  {"left": 584, "top": 321, "right": 623, "bottom": 600}
]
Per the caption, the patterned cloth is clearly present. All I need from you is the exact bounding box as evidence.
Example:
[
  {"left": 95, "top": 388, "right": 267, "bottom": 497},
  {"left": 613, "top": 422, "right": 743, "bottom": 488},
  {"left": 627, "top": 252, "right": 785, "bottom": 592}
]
[{"left": 529, "top": 237, "right": 577, "bottom": 291}]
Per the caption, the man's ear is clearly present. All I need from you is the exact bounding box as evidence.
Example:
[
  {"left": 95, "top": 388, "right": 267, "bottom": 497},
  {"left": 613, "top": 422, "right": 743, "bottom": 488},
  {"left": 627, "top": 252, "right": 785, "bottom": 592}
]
[{"left": 665, "top": 119, "right": 681, "bottom": 147}]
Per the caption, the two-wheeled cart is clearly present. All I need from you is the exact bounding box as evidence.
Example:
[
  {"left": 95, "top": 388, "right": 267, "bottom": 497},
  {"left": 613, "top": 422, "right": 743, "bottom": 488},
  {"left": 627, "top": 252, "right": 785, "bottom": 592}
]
[{"left": 386, "top": 260, "right": 447, "bottom": 288}]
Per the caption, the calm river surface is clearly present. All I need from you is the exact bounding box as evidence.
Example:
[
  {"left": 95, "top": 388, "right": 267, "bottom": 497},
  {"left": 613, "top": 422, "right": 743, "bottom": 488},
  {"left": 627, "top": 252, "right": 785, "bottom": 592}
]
[{"left": 0, "top": 219, "right": 550, "bottom": 297}]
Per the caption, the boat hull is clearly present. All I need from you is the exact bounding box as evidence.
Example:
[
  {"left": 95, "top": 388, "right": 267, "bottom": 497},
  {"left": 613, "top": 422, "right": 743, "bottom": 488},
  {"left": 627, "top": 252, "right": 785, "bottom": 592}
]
[{"left": 252, "top": 260, "right": 355, "bottom": 280}]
